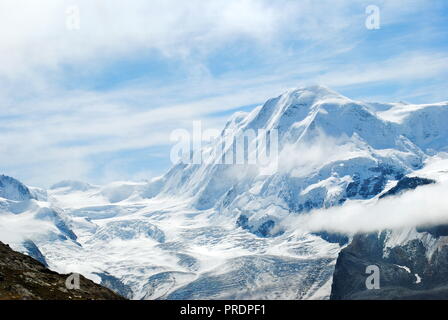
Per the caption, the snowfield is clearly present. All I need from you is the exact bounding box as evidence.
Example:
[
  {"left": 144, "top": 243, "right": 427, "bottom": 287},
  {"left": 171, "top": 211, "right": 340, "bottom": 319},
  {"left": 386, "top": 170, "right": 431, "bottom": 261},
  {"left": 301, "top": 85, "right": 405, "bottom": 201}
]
[
  {"left": 38, "top": 192, "right": 341, "bottom": 299},
  {"left": 1, "top": 85, "right": 448, "bottom": 299}
]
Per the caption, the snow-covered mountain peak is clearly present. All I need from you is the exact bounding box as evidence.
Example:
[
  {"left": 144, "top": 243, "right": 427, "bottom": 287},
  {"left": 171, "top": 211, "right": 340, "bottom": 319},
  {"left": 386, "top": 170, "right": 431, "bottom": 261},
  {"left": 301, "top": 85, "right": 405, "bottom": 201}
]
[
  {"left": 244, "top": 85, "right": 350, "bottom": 132},
  {"left": 0, "top": 175, "right": 33, "bottom": 201},
  {"left": 142, "top": 86, "right": 448, "bottom": 235},
  {"left": 2, "top": 86, "right": 448, "bottom": 300},
  {"left": 286, "top": 85, "right": 347, "bottom": 100}
]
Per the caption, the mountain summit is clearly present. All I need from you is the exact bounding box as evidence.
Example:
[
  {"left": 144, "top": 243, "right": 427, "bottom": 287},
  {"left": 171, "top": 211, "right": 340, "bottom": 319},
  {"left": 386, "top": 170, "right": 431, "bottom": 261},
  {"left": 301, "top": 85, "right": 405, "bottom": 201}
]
[
  {"left": 144, "top": 85, "right": 448, "bottom": 235},
  {"left": 0, "top": 175, "right": 33, "bottom": 201},
  {"left": 1, "top": 86, "right": 448, "bottom": 300}
]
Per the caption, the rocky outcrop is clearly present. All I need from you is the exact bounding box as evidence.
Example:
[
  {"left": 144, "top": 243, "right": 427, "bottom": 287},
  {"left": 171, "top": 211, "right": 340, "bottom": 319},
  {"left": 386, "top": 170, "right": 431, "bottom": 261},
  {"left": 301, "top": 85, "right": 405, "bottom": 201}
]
[
  {"left": 379, "top": 176, "right": 435, "bottom": 199},
  {"left": 331, "top": 174, "right": 448, "bottom": 300},
  {"left": 0, "top": 241, "right": 124, "bottom": 300},
  {"left": 330, "top": 231, "right": 448, "bottom": 300}
]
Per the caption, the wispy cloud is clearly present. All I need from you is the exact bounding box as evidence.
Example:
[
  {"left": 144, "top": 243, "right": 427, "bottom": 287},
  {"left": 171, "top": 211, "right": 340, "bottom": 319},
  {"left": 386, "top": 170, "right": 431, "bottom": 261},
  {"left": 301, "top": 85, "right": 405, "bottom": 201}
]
[
  {"left": 0, "top": 0, "right": 447, "bottom": 186},
  {"left": 316, "top": 52, "right": 448, "bottom": 88}
]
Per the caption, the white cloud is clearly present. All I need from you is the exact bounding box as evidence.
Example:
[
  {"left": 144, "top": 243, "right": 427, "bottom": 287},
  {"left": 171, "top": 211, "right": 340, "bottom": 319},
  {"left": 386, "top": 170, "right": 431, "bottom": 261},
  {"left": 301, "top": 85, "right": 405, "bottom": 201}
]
[
  {"left": 0, "top": 0, "right": 445, "bottom": 186},
  {"left": 0, "top": 0, "right": 296, "bottom": 77},
  {"left": 316, "top": 52, "right": 448, "bottom": 88},
  {"left": 282, "top": 181, "right": 448, "bottom": 235},
  {"left": 0, "top": 0, "right": 429, "bottom": 78},
  {"left": 2, "top": 48, "right": 447, "bottom": 186}
]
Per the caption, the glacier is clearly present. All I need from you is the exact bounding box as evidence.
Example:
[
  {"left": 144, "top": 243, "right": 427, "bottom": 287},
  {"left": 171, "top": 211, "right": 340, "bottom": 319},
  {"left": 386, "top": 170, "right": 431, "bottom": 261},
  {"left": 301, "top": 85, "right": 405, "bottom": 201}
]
[{"left": 1, "top": 85, "right": 448, "bottom": 299}]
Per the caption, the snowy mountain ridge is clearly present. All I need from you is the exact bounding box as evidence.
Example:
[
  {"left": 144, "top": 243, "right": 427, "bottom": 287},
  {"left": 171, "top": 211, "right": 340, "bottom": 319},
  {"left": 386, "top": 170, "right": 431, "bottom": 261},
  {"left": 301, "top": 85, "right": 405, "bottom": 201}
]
[
  {"left": 1, "top": 85, "right": 448, "bottom": 299},
  {"left": 143, "top": 85, "right": 446, "bottom": 236}
]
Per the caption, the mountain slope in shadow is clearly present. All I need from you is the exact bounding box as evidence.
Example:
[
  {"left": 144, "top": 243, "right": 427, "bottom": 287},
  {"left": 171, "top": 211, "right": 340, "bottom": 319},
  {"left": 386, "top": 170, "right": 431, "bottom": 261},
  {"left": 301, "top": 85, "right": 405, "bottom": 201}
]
[{"left": 0, "top": 241, "right": 124, "bottom": 300}]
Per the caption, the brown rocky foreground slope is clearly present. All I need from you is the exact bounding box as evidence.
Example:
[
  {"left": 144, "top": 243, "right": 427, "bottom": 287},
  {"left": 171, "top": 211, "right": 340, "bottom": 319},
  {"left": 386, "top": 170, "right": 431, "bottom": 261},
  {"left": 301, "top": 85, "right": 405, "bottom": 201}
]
[{"left": 0, "top": 241, "right": 124, "bottom": 300}]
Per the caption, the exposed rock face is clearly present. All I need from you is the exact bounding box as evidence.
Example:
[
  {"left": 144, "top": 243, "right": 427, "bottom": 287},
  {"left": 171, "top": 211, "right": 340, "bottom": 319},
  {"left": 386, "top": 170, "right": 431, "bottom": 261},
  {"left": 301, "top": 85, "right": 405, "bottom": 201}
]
[
  {"left": 331, "top": 173, "right": 448, "bottom": 300},
  {"left": 379, "top": 176, "right": 435, "bottom": 199},
  {"left": 0, "top": 241, "right": 124, "bottom": 300},
  {"left": 311, "top": 232, "right": 349, "bottom": 246},
  {"left": 330, "top": 231, "right": 448, "bottom": 300}
]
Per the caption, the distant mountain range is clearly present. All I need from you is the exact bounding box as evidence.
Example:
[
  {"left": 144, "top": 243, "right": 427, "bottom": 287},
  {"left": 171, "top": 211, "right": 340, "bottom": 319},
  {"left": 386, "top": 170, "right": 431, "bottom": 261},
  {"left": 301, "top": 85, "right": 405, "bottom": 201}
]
[{"left": 1, "top": 85, "right": 448, "bottom": 299}]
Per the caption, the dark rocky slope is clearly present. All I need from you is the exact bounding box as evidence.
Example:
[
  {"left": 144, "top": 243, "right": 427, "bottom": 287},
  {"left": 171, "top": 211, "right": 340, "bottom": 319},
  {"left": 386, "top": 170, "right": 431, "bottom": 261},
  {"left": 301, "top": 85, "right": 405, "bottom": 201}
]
[
  {"left": 0, "top": 241, "right": 124, "bottom": 300},
  {"left": 330, "top": 231, "right": 448, "bottom": 300},
  {"left": 331, "top": 176, "right": 448, "bottom": 300}
]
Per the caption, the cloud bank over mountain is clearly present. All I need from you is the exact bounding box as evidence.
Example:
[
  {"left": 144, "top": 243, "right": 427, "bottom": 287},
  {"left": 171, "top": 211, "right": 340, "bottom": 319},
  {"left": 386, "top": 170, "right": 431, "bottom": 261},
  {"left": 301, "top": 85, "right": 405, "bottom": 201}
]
[{"left": 283, "top": 176, "right": 448, "bottom": 235}]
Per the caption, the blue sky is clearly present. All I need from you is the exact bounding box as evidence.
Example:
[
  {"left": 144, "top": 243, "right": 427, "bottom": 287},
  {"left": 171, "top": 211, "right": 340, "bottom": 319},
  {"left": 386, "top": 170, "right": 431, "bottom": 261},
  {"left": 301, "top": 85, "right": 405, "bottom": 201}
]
[{"left": 0, "top": 0, "right": 447, "bottom": 187}]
